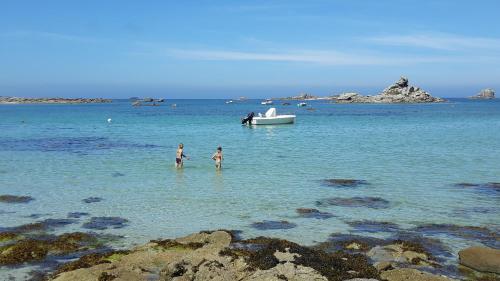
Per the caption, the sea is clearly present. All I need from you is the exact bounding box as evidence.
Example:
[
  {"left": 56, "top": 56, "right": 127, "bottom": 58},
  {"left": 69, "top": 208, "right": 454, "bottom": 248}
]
[{"left": 1, "top": 99, "right": 499, "bottom": 278}]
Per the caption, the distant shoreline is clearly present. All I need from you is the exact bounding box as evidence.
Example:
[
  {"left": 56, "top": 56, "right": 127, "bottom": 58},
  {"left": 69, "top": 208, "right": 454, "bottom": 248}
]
[{"left": 0, "top": 97, "right": 112, "bottom": 104}]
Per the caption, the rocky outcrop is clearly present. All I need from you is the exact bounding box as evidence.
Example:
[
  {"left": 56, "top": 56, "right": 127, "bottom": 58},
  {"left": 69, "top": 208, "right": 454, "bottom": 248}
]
[
  {"left": 459, "top": 246, "right": 500, "bottom": 274},
  {"left": 470, "top": 88, "right": 495, "bottom": 99},
  {"left": 336, "top": 77, "right": 444, "bottom": 103},
  {"left": 50, "top": 230, "right": 380, "bottom": 281},
  {"left": 0, "top": 97, "right": 112, "bottom": 104}
]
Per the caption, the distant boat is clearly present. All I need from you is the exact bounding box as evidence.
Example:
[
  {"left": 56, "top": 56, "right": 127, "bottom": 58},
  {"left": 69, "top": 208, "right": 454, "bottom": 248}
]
[
  {"left": 156, "top": 98, "right": 165, "bottom": 102},
  {"left": 282, "top": 102, "right": 291, "bottom": 106},
  {"left": 261, "top": 99, "right": 273, "bottom": 105},
  {"left": 297, "top": 102, "right": 307, "bottom": 107},
  {"left": 244, "top": 108, "right": 295, "bottom": 125},
  {"left": 238, "top": 96, "right": 248, "bottom": 101},
  {"left": 225, "top": 100, "right": 234, "bottom": 104},
  {"left": 171, "top": 103, "right": 177, "bottom": 108},
  {"left": 132, "top": 101, "right": 141, "bottom": 106},
  {"left": 143, "top": 98, "right": 154, "bottom": 102}
]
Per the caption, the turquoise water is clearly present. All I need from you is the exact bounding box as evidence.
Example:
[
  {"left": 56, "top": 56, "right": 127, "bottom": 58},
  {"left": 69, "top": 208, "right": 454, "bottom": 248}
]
[{"left": 1, "top": 99, "right": 499, "bottom": 276}]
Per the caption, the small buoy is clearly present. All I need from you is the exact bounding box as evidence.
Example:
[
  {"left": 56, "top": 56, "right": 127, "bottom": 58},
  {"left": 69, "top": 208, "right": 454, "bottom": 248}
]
[{"left": 107, "top": 118, "right": 112, "bottom": 123}]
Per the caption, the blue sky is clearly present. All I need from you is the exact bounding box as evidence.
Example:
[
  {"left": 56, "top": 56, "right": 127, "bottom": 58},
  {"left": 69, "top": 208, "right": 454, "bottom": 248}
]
[{"left": 1, "top": 0, "right": 499, "bottom": 98}]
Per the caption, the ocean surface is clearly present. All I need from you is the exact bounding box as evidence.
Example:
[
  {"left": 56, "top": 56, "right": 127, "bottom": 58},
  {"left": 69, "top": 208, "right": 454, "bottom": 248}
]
[{"left": 1, "top": 99, "right": 499, "bottom": 278}]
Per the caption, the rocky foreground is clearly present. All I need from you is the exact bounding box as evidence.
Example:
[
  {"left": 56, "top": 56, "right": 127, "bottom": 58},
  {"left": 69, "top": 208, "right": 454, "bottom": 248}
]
[
  {"left": 0, "top": 97, "right": 112, "bottom": 104},
  {"left": 336, "top": 77, "right": 444, "bottom": 104},
  {"left": 41, "top": 230, "right": 498, "bottom": 281}
]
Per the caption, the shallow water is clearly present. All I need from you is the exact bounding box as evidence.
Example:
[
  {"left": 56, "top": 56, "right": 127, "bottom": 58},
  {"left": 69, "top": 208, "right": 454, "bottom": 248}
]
[{"left": 1, "top": 99, "right": 499, "bottom": 278}]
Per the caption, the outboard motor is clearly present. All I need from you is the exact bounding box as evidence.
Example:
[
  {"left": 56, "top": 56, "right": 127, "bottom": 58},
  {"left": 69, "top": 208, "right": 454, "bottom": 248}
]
[{"left": 241, "top": 112, "right": 254, "bottom": 125}]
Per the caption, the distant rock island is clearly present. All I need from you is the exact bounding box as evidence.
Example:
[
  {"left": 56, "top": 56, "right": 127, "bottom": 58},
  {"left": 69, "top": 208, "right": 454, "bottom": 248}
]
[
  {"left": 276, "top": 77, "right": 445, "bottom": 103},
  {"left": 470, "top": 88, "right": 495, "bottom": 99},
  {"left": 336, "top": 77, "right": 444, "bottom": 103},
  {"left": 0, "top": 97, "right": 112, "bottom": 104}
]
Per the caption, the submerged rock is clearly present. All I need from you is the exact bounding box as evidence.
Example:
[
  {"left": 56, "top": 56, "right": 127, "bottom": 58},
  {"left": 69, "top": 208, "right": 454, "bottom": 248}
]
[
  {"left": 316, "top": 197, "right": 391, "bottom": 209},
  {"left": 321, "top": 179, "right": 368, "bottom": 188},
  {"left": 0, "top": 232, "right": 102, "bottom": 266},
  {"left": 296, "top": 208, "right": 335, "bottom": 219},
  {"left": 459, "top": 246, "right": 500, "bottom": 274},
  {"left": 0, "top": 218, "right": 78, "bottom": 234},
  {"left": 0, "top": 195, "right": 34, "bottom": 203},
  {"left": 455, "top": 182, "right": 500, "bottom": 195},
  {"left": 411, "top": 224, "right": 499, "bottom": 248},
  {"left": 336, "top": 77, "right": 444, "bottom": 103},
  {"left": 346, "top": 220, "right": 400, "bottom": 233},
  {"left": 82, "top": 197, "right": 103, "bottom": 203},
  {"left": 67, "top": 212, "right": 90, "bottom": 218},
  {"left": 470, "top": 88, "right": 496, "bottom": 99},
  {"left": 314, "top": 233, "right": 387, "bottom": 254},
  {"left": 250, "top": 220, "right": 297, "bottom": 230},
  {"left": 82, "top": 217, "right": 129, "bottom": 230}
]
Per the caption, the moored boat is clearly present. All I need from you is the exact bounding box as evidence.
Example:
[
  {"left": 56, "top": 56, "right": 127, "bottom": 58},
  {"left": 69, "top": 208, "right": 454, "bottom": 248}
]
[{"left": 242, "top": 108, "right": 295, "bottom": 125}]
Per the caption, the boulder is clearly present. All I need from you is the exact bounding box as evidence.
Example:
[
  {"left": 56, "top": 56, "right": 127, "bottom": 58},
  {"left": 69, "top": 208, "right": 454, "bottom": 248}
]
[
  {"left": 380, "top": 268, "right": 457, "bottom": 281},
  {"left": 470, "top": 88, "right": 495, "bottom": 99},
  {"left": 458, "top": 246, "right": 500, "bottom": 274}
]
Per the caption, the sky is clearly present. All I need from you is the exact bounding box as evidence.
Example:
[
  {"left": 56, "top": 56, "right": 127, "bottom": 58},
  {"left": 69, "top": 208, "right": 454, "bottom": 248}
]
[{"left": 1, "top": 0, "right": 499, "bottom": 98}]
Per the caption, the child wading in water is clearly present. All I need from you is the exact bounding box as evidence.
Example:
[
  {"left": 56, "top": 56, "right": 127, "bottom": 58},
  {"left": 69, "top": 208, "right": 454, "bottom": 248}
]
[
  {"left": 212, "top": 146, "right": 223, "bottom": 169},
  {"left": 175, "top": 143, "right": 189, "bottom": 168}
]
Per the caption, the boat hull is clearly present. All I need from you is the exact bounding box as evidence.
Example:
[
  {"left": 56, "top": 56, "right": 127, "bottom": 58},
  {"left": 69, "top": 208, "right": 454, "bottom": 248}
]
[{"left": 251, "top": 115, "right": 295, "bottom": 125}]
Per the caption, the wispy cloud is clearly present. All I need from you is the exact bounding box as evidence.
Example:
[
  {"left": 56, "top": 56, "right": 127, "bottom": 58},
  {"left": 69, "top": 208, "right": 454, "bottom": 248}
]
[
  {"left": 163, "top": 48, "right": 457, "bottom": 66},
  {"left": 0, "top": 30, "right": 100, "bottom": 43},
  {"left": 366, "top": 33, "right": 500, "bottom": 50}
]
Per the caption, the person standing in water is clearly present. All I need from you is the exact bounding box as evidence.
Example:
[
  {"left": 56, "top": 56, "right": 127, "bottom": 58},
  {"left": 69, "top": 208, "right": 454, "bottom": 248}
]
[
  {"left": 211, "top": 146, "right": 223, "bottom": 169},
  {"left": 175, "top": 143, "right": 189, "bottom": 168}
]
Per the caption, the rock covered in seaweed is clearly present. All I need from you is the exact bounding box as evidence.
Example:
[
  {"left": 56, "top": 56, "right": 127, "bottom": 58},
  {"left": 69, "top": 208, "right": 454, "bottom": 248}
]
[
  {"left": 470, "top": 88, "right": 495, "bottom": 99},
  {"left": 336, "top": 77, "right": 444, "bottom": 103},
  {"left": 50, "top": 230, "right": 381, "bottom": 281}
]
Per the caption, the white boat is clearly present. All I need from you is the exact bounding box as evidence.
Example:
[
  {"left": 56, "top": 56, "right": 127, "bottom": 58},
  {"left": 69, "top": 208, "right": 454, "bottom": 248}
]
[
  {"left": 251, "top": 108, "right": 295, "bottom": 125},
  {"left": 297, "top": 102, "right": 307, "bottom": 107},
  {"left": 261, "top": 99, "right": 273, "bottom": 105},
  {"left": 225, "top": 100, "right": 234, "bottom": 104}
]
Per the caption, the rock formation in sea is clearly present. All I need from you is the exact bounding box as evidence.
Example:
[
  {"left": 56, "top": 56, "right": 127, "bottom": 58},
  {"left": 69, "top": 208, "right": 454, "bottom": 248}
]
[
  {"left": 280, "top": 93, "right": 319, "bottom": 100},
  {"left": 470, "top": 88, "right": 496, "bottom": 99},
  {"left": 0, "top": 97, "right": 112, "bottom": 104},
  {"left": 336, "top": 77, "right": 444, "bottom": 103}
]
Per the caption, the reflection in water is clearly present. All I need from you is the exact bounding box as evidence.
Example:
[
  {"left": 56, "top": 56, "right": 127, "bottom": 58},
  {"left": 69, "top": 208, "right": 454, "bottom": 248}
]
[
  {"left": 212, "top": 169, "right": 224, "bottom": 191},
  {"left": 175, "top": 167, "right": 186, "bottom": 188}
]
